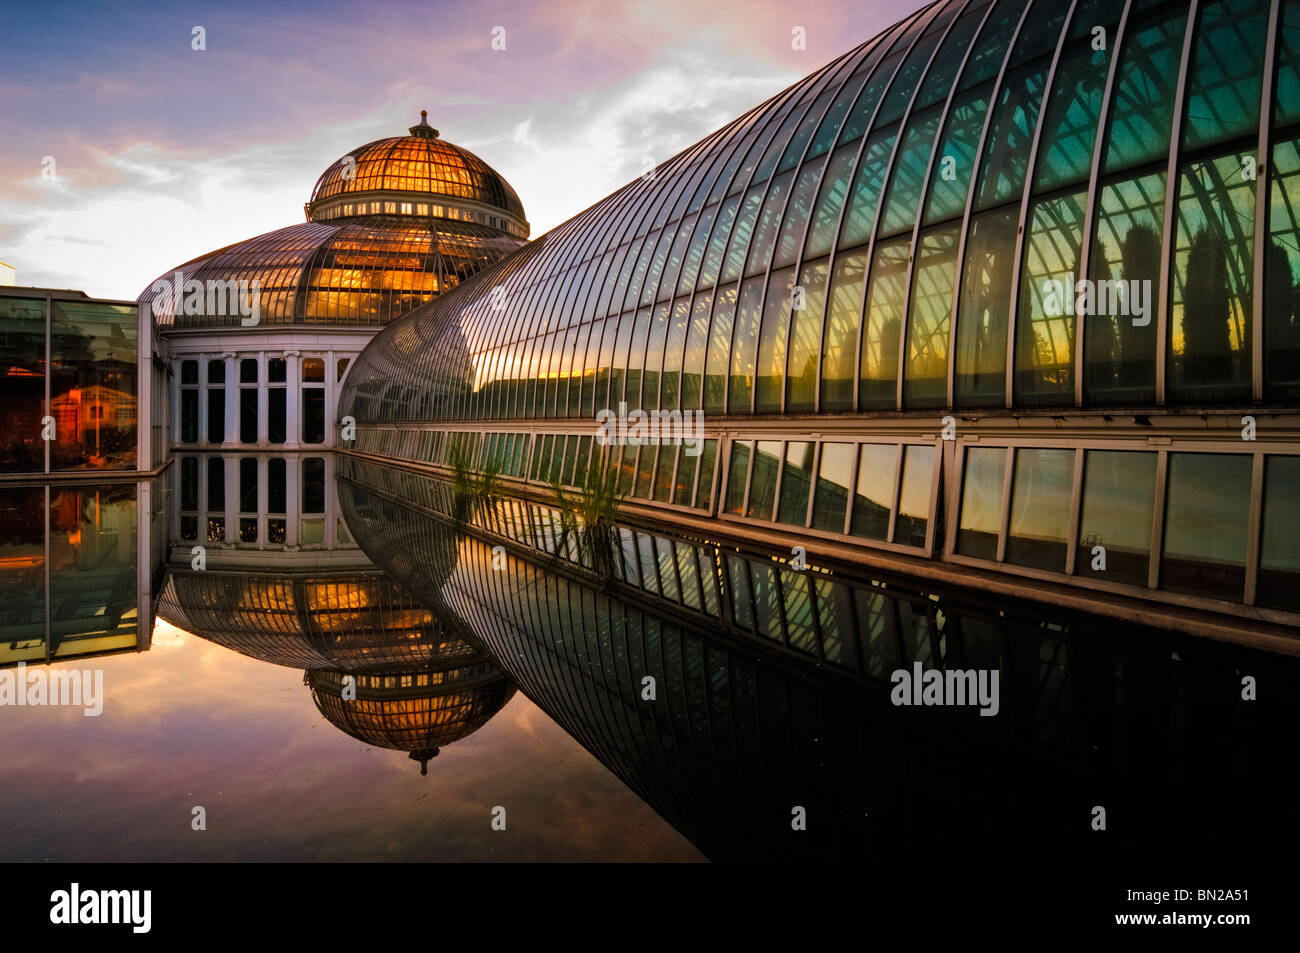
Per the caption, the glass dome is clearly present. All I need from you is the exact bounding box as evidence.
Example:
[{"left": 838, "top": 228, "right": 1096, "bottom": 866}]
[{"left": 305, "top": 111, "right": 529, "bottom": 236}]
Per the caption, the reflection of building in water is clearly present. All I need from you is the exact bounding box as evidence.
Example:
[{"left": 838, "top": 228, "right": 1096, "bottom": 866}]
[
  {"left": 337, "top": 458, "right": 1300, "bottom": 859},
  {"left": 158, "top": 452, "right": 514, "bottom": 770},
  {"left": 137, "top": 113, "right": 528, "bottom": 455},
  {"left": 0, "top": 478, "right": 166, "bottom": 668}
]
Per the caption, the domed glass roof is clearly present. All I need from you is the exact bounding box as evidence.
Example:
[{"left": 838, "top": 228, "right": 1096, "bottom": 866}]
[
  {"left": 306, "top": 112, "right": 528, "bottom": 231},
  {"left": 138, "top": 113, "right": 529, "bottom": 330}
]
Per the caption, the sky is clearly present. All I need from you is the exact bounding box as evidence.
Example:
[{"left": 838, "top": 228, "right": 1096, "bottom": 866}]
[{"left": 0, "top": 0, "right": 922, "bottom": 300}]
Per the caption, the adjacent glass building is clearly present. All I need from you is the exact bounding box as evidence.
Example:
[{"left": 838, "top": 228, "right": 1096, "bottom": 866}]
[
  {"left": 340, "top": 0, "right": 1300, "bottom": 629},
  {"left": 0, "top": 286, "right": 163, "bottom": 474}
]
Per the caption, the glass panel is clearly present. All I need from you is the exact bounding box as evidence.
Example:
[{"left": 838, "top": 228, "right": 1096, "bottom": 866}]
[
  {"left": 268, "top": 458, "right": 286, "bottom": 512},
  {"left": 1257, "top": 455, "right": 1300, "bottom": 611},
  {"left": 206, "top": 385, "right": 224, "bottom": 443},
  {"left": 0, "top": 297, "right": 46, "bottom": 472},
  {"left": 904, "top": 224, "right": 959, "bottom": 407},
  {"left": 924, "top": 86, "right": 991, "bottom": 225},
  {"left": 652, "top": 444, "right": 675, "bottom": 502},
  {"left": 839, "top": 129, "right": 897, "bottom": 249},
  {"left": 1015, "top": 190, "right": 1086, "bottom": 405},
  {"left": 1276, "top": 0, "right": 1300, "bottom": 124},
  {"left": 694, "top": 439, "right": 717, "bottom": 510},
  {"left": 974, "top": 64, "right": 1048, "bottom": 210},
  {"left": 239, "top": 457, "right": 257, "bottom": 513},
  {"left": 240, "top": 358, "right": 257, "bottom": 384},
  {"left": 303, "top": 389, "right": 325, "bottom": 443},
  {"left": 746, "top": 441, "right": 782, "bottom": 520},
  {"left": 755, "top": 268, "right": 796, "bottom": 412},
  {"left": 787, "top": 259, "right": 828, "bottom": 412},
  {"left": 703, "top": 284, "right": 736, "bottom": 413},
  {"left": 239, "top": 390, "right": 257, "bottom": 443},
  {"left": 875, "top": 31, "right": 942, "bottom": 127},
  {"left": 851, "top": 443, "right": 897, "bottom": 540},
  {"left": 1168, "top": 152, "right": 1254, "bottom": 403},
  {"left": 1103, "top": 11, "right": 1188, "bottom": 174},
  {"left": 1161, "top": 452, "right": 1251, "bottom": 600},
  {"left": 959, "top": 0, "right": 1021, "bottom": 90},
  {"left": 915, "top": 7, "right": 985, "bottom": 108},
  {"left": 1085, "top": 172, "right": 1165, "bottom": 404},
  {"left": 672, "top": 444, "right": 697, "bottom": 506},
  {"left": 1077, "top": 450, "right": 1156, "bottom": 586},
  {"left": 805, "top": 144, "right": 858, "bottom": 258},
  {"left": 812, "top": 442, "right": 855, "bottom": 533},
  {"left": 1006, "top": 447, "right": 1074, "bottom": 570},
  {"left": 49, "top": 485, "right": 137, "bottom": 655},
  {"left": 955, "top": 207, "right": 1017, "bottom": 405},
  {"left": 206, "top": 456, "right": 224, "bottom": 511},
  {"left": 821, "top": 249, "right": 867, "bottom": 411},
  {"left": 1265, "top": 136, "right": 1300, "bottom": 399},
  {"left": 268, "top": 388, "right": 286, "bottom": 444},
  {"left": 50, "top": 299, "right": 138, "bottom": 469},
  {"left": 302, "top": 357, "right": 325, "bottom": 382},
  {"left": 727, "top": 278, "right": 765, "bottom": 412},
  {"left": 958, "top": 446, "right": 1006, "bottom": 558},
  {"left": 1034, "top": 41, "right": 1110, "bottom": 191},
  {"left": 682, "top": 293, "right": 712, "bottom": 410},
  {"left": 776, "top": 441, "right": 814, "bottom": 526},
  {"left": 879, "top": 109, "right": 942, "bottom": 236},
  {"left": 724, "top": 440, "right": 751, "bottom": 514},
  {"left": 181, "top": 390, "right": 198, "bottom": 445},
  {"left": 1180, "top": 0, "right": 1268, "bottom": 152},
  {"left": 860, "top": 238, "right": 910, "bottom": 409},
  {"left": 894, "top": 444, "right": 935, "bottom": 547},
  {"left": 267, "top": 358, "right": 286, "bottom": 383}
]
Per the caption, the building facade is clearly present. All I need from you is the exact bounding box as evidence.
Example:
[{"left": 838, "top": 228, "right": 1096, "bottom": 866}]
[{"left": 339, "top": 0, "right": 1300, "bottom": 636}]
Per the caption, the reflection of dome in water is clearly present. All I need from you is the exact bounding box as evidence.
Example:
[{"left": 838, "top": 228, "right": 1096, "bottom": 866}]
[
  {"left": 156, "top": 570, "right": 471, "bottom": 671},
  {"left": 307, "top": 664, "right": 515, "bottom": 774}
]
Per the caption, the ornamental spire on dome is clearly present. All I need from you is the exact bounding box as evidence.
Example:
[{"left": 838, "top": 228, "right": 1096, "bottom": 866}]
[{"left": 408, "top": 110, "right": 439, "bottom": 139}]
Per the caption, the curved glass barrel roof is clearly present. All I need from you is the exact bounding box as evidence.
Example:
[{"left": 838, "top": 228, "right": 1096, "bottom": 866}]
[
  {"left": 343, "top": 0, "right": 1300, "bottom": 422},
  {"left": 138, "top": 115, "right": 529, "bottom": 329}
]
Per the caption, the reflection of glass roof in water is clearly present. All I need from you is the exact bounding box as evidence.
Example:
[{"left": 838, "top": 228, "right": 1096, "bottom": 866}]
[{"left": 156, "top": 570, "right": 474, "bottom": 672}]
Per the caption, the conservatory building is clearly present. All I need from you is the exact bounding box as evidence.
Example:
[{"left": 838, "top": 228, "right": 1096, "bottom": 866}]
[{"left": 339, "top": 0, "right": 1300, "bottom": 643}]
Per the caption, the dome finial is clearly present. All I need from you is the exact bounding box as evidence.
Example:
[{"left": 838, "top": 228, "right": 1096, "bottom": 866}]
[{"left": 409, "top": 110, "right": 438, "bottom": 139}]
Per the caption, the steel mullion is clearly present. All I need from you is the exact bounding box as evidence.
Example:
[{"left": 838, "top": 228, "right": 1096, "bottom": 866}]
[
  {"left": 1244, "top": 451, "right": 1264, "bottom": 604},
  {"left": 1065, "top": 446, "right": 1085, "bottom": 575},
  {"left": 1148, "top": 448, "right": 1169, "bottom": 589},
  {"left": 995, "top": 444, "right": 1014, "bottom": 562}
]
